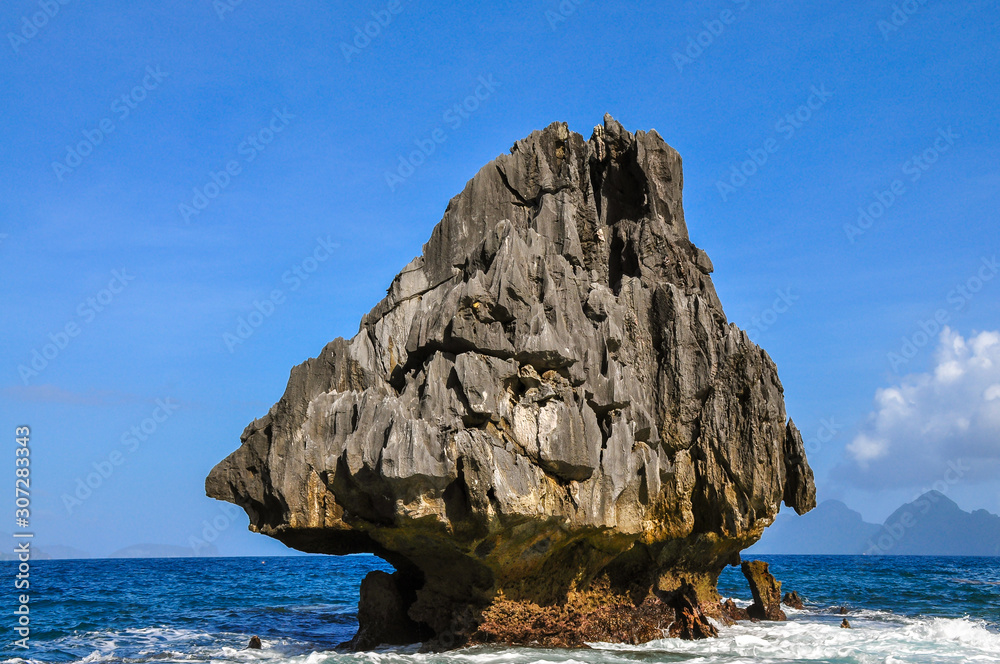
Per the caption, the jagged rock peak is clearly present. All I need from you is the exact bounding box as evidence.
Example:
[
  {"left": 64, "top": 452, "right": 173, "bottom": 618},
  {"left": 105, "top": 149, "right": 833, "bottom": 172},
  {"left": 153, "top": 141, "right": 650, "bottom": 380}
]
[{"left": 206, "top": 115, "right": 816, "bottom": 649}]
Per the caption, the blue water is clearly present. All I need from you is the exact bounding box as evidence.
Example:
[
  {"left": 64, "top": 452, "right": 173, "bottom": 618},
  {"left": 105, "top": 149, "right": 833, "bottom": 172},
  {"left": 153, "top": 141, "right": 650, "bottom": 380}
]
[
  {"left": 3, "top": 555, "right": 999, "bottom": 664},
  {"left": 718, "top": 556, "right": 1000, "bottom": 625}
]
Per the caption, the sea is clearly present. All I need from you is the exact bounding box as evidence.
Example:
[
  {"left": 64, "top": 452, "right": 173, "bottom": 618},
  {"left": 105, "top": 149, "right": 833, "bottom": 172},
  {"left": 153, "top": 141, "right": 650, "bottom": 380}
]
[{"left": 2, "top": 555, "right": 999, "bottom": 664}]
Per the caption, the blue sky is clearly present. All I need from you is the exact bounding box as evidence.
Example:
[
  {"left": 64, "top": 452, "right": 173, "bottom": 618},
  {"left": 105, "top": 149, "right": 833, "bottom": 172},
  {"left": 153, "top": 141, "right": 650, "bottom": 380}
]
[{"left": 1, "top": 0, "right": 998, "bottom": 556}]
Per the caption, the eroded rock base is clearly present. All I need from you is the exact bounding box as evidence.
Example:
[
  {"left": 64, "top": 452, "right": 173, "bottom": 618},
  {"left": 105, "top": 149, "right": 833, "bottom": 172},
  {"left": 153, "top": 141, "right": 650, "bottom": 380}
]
[
  {"left": 348, "top": 560, "right": 798, "bottom": 648},
  {"left": 345, "top": 570, "right": 431, "bottom": 650}
]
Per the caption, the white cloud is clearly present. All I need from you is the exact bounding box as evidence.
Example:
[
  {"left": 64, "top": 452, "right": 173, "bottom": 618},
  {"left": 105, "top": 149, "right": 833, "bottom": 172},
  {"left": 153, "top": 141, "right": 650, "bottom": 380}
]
[
  {"left": 842, "top": 328, "right": 1000, "bottom": 488},
  {"left": 846, "top": 433, "right": 889, "bottom": 465}
]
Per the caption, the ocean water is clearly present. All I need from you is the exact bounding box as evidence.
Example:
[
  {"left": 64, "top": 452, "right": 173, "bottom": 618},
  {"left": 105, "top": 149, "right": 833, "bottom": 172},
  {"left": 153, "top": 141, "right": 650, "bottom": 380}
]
[{"left": 3, "top": 555, "right": 999, "bottom": 664}]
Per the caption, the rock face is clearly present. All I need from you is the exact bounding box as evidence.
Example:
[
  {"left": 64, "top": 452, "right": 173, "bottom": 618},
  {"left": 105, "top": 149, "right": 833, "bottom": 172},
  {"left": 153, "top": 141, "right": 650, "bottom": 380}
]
[
  {"left": 206, "top": 115, "right": 815, "bottom": 648},
  {"left": 742, "top": 560, "right": 786, "bottom": 621}
]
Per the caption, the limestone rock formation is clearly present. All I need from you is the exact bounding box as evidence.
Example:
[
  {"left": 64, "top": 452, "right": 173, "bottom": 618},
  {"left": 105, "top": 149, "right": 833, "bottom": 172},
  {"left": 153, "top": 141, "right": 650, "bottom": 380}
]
[{"left": 206, "top": 115, "right": 815, "bottom": 648}]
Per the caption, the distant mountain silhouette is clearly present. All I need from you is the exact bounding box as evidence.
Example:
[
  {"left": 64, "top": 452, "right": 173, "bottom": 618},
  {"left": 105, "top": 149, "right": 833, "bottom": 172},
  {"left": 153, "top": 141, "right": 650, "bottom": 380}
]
[
  {"left": 749, "top": 500, "right": 881, "bottom": 554},
  {"left": 749, "top": 492, "right": 1000, "bottom": 556},
  {"left": 869, "top": 491, "right": 1000, "bottom": 556},
  {"left": 0, "top": 534, "right": 91, "bottom": 560},
  {"left": 35, "top": 544, "right": 92, "bottom": 560}
]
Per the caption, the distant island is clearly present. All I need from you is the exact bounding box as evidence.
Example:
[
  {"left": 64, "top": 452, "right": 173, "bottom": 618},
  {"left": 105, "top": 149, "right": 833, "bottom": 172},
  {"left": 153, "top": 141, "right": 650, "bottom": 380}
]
[
  {"left": 0, "top": 539, "right": 217, "bottom": 561},
  {"left": 750, "top": 491, "right": 1000, "bottom": 556},
  {"left": 107, "top": 543, "right": 220, "bottom": 558}
]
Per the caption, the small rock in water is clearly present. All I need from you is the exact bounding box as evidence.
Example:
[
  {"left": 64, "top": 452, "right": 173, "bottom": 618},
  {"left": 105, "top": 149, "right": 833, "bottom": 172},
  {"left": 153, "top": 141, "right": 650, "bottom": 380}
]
[
  {"left": 782, "top": 591, "right": 804, "bottom": 609},
  {"left": 841, "top": 618, "right": 851, "bottom": 629},
  {"left": 742, "top": 561, "right": 787, "bottom": 621},
  {"left": 248, "top": 636, "right": 262, "bottom": 649},
  {"left": 666, "top": 583, "right": 719, "bottom": 640},
  {"left": 720, "top": 598, "right": 750, "bottom": 622}
]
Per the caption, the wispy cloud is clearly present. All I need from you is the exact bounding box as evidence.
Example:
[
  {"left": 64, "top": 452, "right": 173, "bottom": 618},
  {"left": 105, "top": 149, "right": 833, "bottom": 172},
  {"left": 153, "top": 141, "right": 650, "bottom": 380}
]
[
  {"left": 2, "top": 384, "right": 141, "bottom": 406},
  {"left": 839, "top": 328, "right": 1000, "bottom": 488}
]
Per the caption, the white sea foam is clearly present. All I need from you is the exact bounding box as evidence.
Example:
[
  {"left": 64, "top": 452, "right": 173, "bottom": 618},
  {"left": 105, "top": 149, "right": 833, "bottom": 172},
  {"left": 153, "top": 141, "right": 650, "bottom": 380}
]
[
  {"left": 33, "top": 625, "right": 301, "bottom": 664},
  {"left": 600, "top": 611, "right": 1000, "bottom": 664}
]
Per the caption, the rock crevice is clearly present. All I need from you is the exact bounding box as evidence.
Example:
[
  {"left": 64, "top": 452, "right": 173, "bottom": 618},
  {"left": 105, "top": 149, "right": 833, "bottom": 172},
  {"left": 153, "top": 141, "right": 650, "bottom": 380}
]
[{"left": 206, "top": 115, "right": 816, "bottom": 648}]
